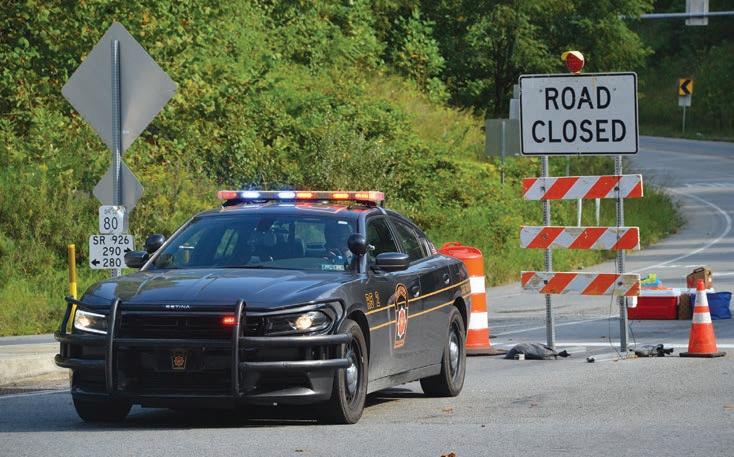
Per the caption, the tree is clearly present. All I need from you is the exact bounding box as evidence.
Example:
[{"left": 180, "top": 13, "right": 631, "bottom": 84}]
[{"left": 419, "top": 0, "right": 653, "bottom": 115}]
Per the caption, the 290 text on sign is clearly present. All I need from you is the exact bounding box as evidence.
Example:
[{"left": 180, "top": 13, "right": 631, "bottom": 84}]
[{"left": 519, "top": 72, "right": 638, "bottom": 155}]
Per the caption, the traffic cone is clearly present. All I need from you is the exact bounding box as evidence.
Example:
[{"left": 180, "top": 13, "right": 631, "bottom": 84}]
[
  {"left": 680, "top": 280, "right": 726, "bottom": 358},
  {"left": 438, "top": 242, "right": 504, "bottom": 356}
]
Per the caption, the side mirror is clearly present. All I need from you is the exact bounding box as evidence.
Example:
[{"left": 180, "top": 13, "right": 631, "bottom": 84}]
[
  {"left": 124, "top": 251, "right": 149, "bottom": 269},
  {"left": 144, "top": 234, "right": 166, "bottom": 254},
  {"left": 347, "top": 233, "right": 368, "bottom": 256},
  {"left": 375, "top": 252, "right": 410, "bottom": 272}
]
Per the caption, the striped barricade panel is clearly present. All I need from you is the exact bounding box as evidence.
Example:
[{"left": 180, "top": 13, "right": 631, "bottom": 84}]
[
  {"left": 522, "top": 175, "right": 643, "bottom": 200},
  {"left": 520, "top": 226, "right": 640, "bottom": 251},
  {"left": 521, "top": 271, "right": 640, "bottom": 296}
]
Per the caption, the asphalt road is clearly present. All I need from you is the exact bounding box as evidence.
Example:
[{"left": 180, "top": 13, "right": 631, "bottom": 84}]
[{"left": 1, "top": 136, "right": 732, "bottom": 456}]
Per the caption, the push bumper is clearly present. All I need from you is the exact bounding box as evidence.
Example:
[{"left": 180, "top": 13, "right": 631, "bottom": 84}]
[{"left": 55, "top": 297, "right": 350, "bottom": 406}]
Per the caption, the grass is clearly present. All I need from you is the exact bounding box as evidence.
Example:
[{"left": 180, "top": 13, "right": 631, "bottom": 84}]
[
  {"left": 0, "top": 267, "right": 107, "bottom": 336},
  {"left": 641, "top": 124, "right": 734, "bottom": 142}
]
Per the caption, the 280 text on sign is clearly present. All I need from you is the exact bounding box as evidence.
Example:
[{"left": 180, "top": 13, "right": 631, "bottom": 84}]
[{"left": 519, "top": 72, "right": 638, "bottom": 155}]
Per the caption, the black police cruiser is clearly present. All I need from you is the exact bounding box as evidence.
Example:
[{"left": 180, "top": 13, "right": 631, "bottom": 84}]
[{"left": 55, "top": 190, "right": 470, "bottom": 424}]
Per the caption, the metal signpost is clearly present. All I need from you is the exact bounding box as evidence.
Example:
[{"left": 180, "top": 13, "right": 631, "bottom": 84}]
[
  {"left": 484, "top": 118, "right": 521, "bottom": 184},
  {"left": 518, "top": 72, "right": 641, "bottom": 351},
  {"left": 678, "top": 78, "right": 693, "bottom": 133},
  {"left": 62, "top": 22, "right": 176, "bottom": 276}
]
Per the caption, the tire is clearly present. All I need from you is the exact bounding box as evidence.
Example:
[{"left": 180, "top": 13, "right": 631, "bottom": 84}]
[
  {"left": 73, "top": 396, "right": 131, "bottom": 423},
  {"left": 420, "top": 307, "right": 466, "bottom": 397},
  {"left": 319, "top": 319, "right": 368, "bottom": 424}
]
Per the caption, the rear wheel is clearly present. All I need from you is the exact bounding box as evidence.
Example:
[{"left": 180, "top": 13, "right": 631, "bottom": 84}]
[
  {"left": 73, "top": 397, "right": 131, "bottom": 423},
  {"left": 320, "top": 319, "right": 368, "bottom": 424},
  {"left": 420, "top": 307, "right": 466, "bottom": 397}
]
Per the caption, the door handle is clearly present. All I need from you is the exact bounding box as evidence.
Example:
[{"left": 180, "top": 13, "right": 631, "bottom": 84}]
[
  {"left": 442, "top": 273, "right": 451, "bottom": 285},
  {"left": 410, "top": 284, "right": 421, "bottom": 297}
]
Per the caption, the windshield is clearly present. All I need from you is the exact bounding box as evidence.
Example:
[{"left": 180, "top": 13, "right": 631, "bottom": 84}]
[{"left": 148, "top": 214, "right": 358, "bottom": 271}]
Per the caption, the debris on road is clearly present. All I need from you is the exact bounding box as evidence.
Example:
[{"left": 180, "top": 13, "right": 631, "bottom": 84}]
[
  {"left": 634, "top": 344, "right": 674, "bottom": 357},
  {"left": 504, "top": 343, "right": 570, "bottom": 360}
]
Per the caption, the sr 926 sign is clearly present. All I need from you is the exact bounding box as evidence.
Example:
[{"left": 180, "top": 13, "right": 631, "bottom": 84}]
[{"left": 89, "top": 234, "right": 135, "bottom": 269}]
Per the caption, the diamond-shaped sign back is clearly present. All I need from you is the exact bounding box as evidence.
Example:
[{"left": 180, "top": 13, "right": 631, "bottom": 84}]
[{"left": 62, "top": 22, "right": 177, "bottom": 154}]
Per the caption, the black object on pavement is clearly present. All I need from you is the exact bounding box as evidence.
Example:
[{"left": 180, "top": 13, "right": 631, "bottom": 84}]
[
  {"left": 504, "top": 343, "right": 570, "bottom": 360},
  {"left": 634, "top": 344, "right": 674, "bottom": 357}
]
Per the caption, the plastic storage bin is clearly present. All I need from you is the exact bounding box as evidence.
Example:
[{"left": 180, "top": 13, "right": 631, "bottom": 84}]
[
  {"left": 628, "top": 296, "right": 678, "bottom": 320},
  {"left": 689, "top": 292, "right": 732, "bottom": 320}
]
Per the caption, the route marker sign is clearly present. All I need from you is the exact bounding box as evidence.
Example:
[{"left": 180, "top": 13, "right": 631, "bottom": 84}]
[
  {"left": 519, "top": 72, "right": 638, "bottom": 155},
  {"left": 89, "top": 234, "right": 135, "bottom": 270},
  {"left": 98, "top": 206, "right": 125, "bottom": 235},
  {"left": 62, "top": 22, "right": 177, "bottom": 154}
]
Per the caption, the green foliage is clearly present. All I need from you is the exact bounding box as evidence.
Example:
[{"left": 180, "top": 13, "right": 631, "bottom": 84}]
[
  {"left": 388, "top": 10, "right": 447, "bottom": 101},
  {"left": 0, "top": 0, "right": 679, "bottom": 335},
  {"left": 418, "top": 0, "right": 653, "bottom": 114},
  {"left": 633, "top": 0, "right": 734, "bottom": 137}
]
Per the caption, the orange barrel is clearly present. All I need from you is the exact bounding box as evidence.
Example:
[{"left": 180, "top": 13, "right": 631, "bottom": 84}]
[{"left": 439, "top": 242, "right": 497, "bottom": 355}]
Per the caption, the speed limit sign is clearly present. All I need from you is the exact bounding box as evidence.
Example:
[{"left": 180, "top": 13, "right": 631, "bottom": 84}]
[{"left": 99, "top": 205, "right": 125, "bottom": 234}]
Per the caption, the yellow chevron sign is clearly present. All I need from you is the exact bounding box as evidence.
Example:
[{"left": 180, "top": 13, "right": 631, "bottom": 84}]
[{"left": 678, "top": 78, "right": 693, "bottom": 96}]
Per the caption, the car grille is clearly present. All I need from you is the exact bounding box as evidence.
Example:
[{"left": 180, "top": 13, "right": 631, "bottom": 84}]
[{"left": 118, "top": 313, "right": 266, "bottom": 339}]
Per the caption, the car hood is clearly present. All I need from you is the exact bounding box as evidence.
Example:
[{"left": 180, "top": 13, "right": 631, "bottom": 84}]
[{"left": 83, "top": 268, "right": 355, "bottom": 310}]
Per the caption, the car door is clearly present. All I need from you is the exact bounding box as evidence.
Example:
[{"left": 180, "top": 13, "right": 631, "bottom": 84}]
[
  {"left": 389, "top": 216, "right": 451, "bottom": 367},
  {"left": 363, "top": 216, "right": 423, "bottom": 378}
]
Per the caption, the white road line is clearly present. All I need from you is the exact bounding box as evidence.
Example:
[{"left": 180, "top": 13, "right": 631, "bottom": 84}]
[
  {"left": 0, "top": 389, "right": 66, "bottom": 400},
  {"left": 631, "top": 189, "right": 732, "bottom": 274},
  {"left": 497, "top": 341, "right": 734, "bottom": 349},
  {"left": 492, "top": 316, "right": 610, "bottom": 337}
]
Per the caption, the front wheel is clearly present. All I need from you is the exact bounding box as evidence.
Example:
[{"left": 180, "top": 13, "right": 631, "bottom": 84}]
[
  {"left": 319, "top": 319, "right": 368, "bottom": 424},
  {"left": 420, "top": 307, "right": 466, "bottom": 397},
  {"left": 73, "top": 396, "right": 131, "bottom": 423}
]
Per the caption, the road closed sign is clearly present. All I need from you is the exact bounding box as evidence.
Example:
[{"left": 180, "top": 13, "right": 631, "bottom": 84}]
[{"left": 519, "top": 72, "right": 638, "bottom": 155}]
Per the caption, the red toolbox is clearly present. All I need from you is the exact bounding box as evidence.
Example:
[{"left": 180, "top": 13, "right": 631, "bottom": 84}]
[{"left": 628, "top": 295, "right": 678, "bottom": 320}]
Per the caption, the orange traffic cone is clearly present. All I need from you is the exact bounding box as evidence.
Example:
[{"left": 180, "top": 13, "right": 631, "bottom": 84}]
[
  {"left": 438, "top": 242, "right": 504, "bottom": 356},
  {"left": 680, "top": 280, "right": 726, "bottom": 358}
]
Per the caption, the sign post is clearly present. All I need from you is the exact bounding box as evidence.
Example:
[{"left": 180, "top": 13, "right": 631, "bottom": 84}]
[
  {"left": 519, "top": 70, "right": 641, "bottom": 351},
  {"left": 540, "top": 155, "right": 555, "bottom": 348},
  {"left": 62, "top": 22, "right": 176, "bottom": 275},
  {"left": 678, "top": 78, "right": 693, "bottom": 134}
]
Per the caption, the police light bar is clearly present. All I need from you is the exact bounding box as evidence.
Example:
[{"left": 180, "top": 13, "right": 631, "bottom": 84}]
[{"left": 216, "top": 190, "right": 385, "bottom": 205}]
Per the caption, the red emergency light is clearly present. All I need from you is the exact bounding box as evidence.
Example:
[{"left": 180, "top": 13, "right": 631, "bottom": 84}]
[
  {"left": 216, "top": 190, "right": 385, "bottom": 206},
  {"left": 221, "top": 315, "right": 236, "bottom": 326}
]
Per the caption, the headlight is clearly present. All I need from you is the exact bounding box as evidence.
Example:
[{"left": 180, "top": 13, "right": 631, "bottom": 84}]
[
  {"left": 73, "top": 309, "right": 108, "bottom": 335},
  {"left": 265, "top": 310, "right": 332, "bottom": 335}
]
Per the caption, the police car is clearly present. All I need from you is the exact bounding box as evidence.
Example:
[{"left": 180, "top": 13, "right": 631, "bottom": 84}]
[{"left": 55, "top": 190, "right": 471, "bottom": 424}]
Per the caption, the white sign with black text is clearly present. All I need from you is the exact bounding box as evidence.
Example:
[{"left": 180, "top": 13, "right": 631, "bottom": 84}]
[
  {"left": 98, "top": 205, "right": 126, "bottom": 235},
  {"left": 519, "top": 72, "right": 638, "bottom": 155},
  {"left": 89, "top": 234, "right": 135, "bottom": 270}
]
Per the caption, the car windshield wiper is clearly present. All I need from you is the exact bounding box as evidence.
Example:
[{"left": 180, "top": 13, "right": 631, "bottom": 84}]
[{"left": 217, "top": 265, "right": 298, "bottom": 270}]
